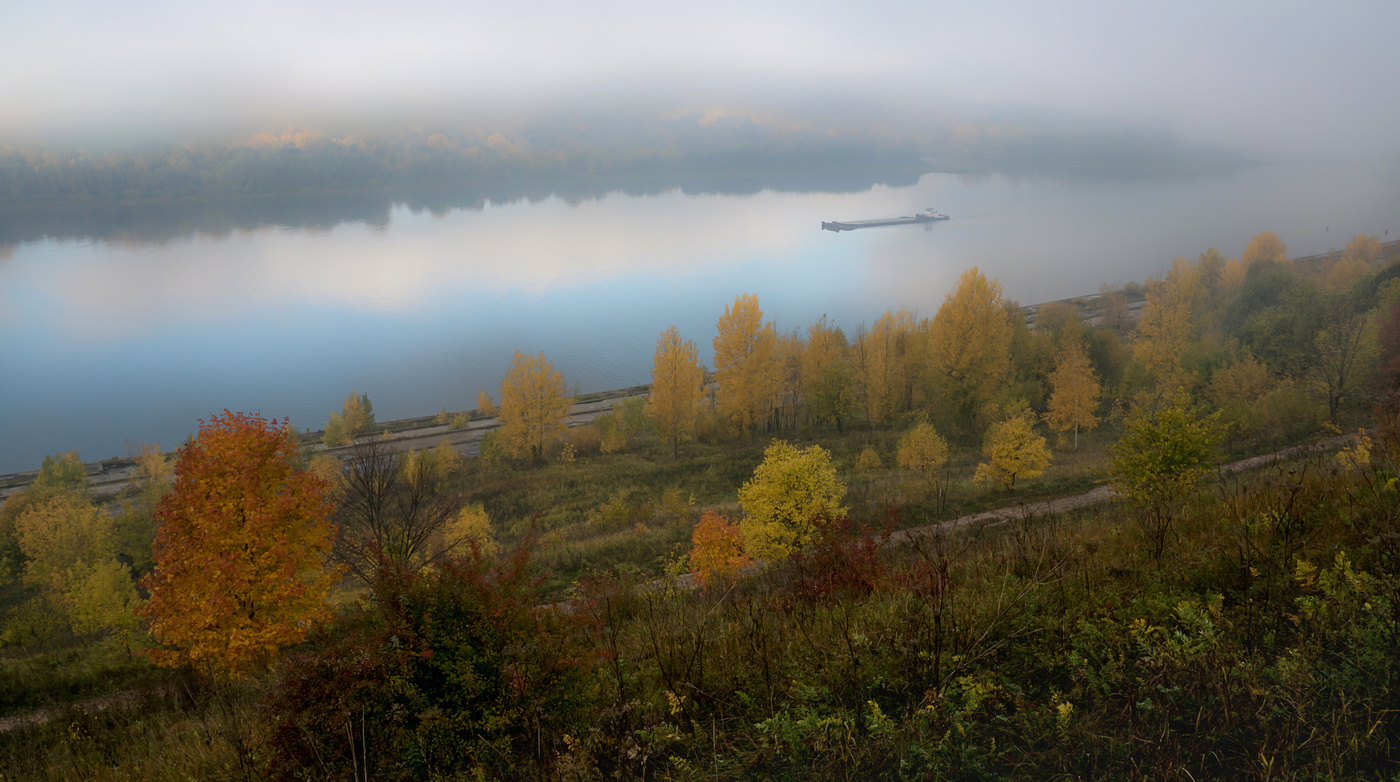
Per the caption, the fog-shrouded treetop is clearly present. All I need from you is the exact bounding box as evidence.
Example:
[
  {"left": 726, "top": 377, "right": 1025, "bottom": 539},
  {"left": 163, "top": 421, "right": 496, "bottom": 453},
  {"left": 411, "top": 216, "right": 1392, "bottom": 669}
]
[{"left": 2, "top": 0, "right": 1397, "bottom": 165}]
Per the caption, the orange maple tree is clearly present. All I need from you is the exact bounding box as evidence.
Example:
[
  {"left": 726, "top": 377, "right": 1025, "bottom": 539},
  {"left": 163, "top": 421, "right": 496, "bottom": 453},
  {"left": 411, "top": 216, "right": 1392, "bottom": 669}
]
[{"left": 138, "top": 411, "right": 339, "bottom": 677}]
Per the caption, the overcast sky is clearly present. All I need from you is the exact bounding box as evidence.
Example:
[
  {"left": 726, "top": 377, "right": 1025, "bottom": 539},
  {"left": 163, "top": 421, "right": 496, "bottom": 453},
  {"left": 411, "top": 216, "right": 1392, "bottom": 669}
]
[{"left": 3, "top": 0, "right": 1397, "bottom": 158}]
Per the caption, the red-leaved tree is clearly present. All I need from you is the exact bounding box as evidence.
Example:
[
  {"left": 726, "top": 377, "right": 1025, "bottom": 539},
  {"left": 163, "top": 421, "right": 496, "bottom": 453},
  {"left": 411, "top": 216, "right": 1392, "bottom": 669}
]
[{"left": 139, "top": 411, "right": 339, "bottom": 677}]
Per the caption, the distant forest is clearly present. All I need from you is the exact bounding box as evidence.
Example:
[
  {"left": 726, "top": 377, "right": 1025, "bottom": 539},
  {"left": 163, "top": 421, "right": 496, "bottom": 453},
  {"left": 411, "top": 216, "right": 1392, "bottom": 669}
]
[
  {"left": 0, "top": 115, "right": 1251, "bottom": 209},
  {"left": 0, "top": 118, "right": 923, "bottom": 207}
]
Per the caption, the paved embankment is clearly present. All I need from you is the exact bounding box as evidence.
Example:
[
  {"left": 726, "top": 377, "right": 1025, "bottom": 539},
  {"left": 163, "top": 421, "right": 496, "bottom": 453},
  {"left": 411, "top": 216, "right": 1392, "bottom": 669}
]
[{"left": 0, "top": 384, "right": 653, "bottom": 500}]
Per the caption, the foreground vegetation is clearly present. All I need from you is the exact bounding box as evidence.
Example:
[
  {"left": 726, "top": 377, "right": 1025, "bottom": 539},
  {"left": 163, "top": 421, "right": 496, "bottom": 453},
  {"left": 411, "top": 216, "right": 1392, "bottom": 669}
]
[{"left": 2, "top": 231, "right": 1398, "bottom": 780}]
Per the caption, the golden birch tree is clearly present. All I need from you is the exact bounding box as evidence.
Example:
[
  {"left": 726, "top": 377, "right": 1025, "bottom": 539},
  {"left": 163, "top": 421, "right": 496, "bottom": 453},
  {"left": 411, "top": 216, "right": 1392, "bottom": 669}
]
[
  {"left": 477, "top": 390, "right": 497, "bottom": 417},
  {"left": 856, "top": 309, "right": 917, "bottom": 426},
  {"left": 1242, "top": 231, "right": 1289, "bottom": 267},
  {"left": 775, "top": 327, "right": 806, "bottom": 430},
  {"left": 648, "top": 325, "right": 705, "bottom": 458},
  {"left": 498, "top": 350, "right": 573, "bottom": 462},
  {"left": 802, "top": 317, "right": 856, "bottom": 432},
  {"left": 1133, "top": 257, "right": 1199, "bottom": 391},
  {"left": 973, "top": 410, "right": 1051, "bottom": 491},
  {"left": 323, "top": 390, "right": 375, "bottom": 447},
  {"left": 928, "top": 268, "right": 1012, "bottom": 430},
  {"left": 1045, "top": 336, "right": 1101, "bottom": 448},
  {"left": 897, "top": 422, "right": 950, "bottom": 504},
  {"left": 713, "top": 293, "right": 779, "bottom": 439}
]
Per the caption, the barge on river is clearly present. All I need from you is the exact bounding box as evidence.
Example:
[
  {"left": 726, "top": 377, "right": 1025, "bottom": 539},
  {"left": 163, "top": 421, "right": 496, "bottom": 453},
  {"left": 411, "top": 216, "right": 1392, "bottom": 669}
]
[{"left": 822, "top": 208, "right": 949, "bottom": 232}]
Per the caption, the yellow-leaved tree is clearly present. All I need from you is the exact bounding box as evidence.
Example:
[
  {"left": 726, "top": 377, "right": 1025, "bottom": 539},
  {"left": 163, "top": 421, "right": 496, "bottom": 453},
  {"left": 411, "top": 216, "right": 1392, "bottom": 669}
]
[
  {"left": 897, "top": 422, "right": 950, "bottom": 505},
  {"left": 802, "top": 316, "right": 855, "bottom": 432},
  {"left": 14, "top": 492, "right": 140, "bottom": 643},
  {"left": 1133, "top": 257, "right": 1199, "bottom": 391},
  {"left": 774, "top": 327, "right": 807, "bottom": 430},
  {"left": 928, "top": 268, "right": 1012, "bottom": 431},
  {"left": 1242, "top": 231, "right": 1289, "bottom": 267},
  {"left": 738, "top": 441, "right": 847, "bottom": 561},
  {"left": 648, "top": 325, "right": 705, "bottom": 458},
  {"left": 498, "top": 350, "right": 573, "bottom": 462},
  {"left": 477, "top": 390, "right": 497, "bottom": 417},
  {"left": 443, "top": 503, "right": 500, "bottom": 558},
  {"left": 855, "top": 309, "right": 917, "bottom": 426},
  {"left": 1044, "top": 336, "right": 1101, "bottom": 448},
  {"left": 713, "top": 294, "right": 779, "bottom": 439},
  {"left": 973, "top": 409, "right": 1051, "bottom": 491},
  {"left": 323, "top": 390, "right": 375, "bottom": 447}
]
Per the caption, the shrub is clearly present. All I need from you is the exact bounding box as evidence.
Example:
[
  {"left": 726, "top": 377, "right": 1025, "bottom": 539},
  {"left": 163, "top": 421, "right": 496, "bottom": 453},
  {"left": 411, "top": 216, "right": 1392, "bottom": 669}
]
[
  {"left": 739, "top": 441, "right": 848, "bottom": 561},
  {"left": 263, "top": 543, "right": 592, "bottom": 781},
  {"left": 689, "top": 510, "right": 750, "bottom": 590},
  {"left": 856, "top": 447, "right": 883, "bottom": 472},
  {"left": 564, "top": 424, "right": 602, "bottom": 455}
]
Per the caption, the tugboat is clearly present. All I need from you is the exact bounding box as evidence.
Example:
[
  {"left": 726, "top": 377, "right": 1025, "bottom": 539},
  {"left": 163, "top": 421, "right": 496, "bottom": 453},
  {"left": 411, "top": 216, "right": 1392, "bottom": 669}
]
[{"left": 822, "top": 207, "right": 949, "bottom": 232}]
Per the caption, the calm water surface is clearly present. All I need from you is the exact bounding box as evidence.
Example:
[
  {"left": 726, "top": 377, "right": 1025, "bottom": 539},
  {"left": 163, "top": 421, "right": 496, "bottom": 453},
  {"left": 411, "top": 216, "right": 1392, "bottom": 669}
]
[{"left": 3, "top": 163, "right": 1397, "bottom": 473}]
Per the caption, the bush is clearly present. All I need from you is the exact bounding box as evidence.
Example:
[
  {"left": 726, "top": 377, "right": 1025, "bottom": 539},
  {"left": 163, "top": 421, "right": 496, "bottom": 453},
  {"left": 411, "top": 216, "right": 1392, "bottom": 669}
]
[
  {"left": 263, "top": 543, "right": 593, "bottom": 781},
  {"left": 856, "top": 447, "right": 883, "bottom": 472},
  {"left": 564, "top": 424, "right": 602, "bottom": 455}
]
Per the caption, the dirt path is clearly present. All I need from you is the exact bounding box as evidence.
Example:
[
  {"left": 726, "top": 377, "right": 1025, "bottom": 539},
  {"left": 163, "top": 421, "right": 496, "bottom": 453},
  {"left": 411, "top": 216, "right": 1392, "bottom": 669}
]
[{"left": 889, "top": 433, "right": 1355, "bottom": 545}]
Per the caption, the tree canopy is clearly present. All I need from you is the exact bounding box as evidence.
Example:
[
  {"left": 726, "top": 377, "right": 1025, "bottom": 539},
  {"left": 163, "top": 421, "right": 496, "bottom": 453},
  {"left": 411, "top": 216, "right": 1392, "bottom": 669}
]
[{"left": 140, "top": 411, "right": 339, "bottom": 677}]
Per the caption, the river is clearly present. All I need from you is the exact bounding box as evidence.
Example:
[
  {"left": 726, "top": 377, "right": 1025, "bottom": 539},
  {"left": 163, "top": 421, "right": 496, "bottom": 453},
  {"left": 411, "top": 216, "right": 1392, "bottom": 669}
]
[{"left": 2, "top": 161, "right": 1397, "bottom": 474}]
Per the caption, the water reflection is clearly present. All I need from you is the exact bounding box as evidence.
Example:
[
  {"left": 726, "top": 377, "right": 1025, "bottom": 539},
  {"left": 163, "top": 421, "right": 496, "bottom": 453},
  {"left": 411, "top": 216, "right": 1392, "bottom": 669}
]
[
  {"left": 1, "top": 162, "right": 1397, "bottom": 474},
  {"left": 0, "top": 168, "right": 926, "bottom": 251}
]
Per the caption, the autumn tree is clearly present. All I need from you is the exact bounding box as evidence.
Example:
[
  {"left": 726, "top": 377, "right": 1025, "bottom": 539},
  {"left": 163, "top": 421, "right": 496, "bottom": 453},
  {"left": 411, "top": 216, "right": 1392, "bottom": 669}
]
[
  {"left": 139, "top": 411, "right": 339, "bottom": 677},
  {"left": 1242, "top": 231, "right": 1289, "bottom": 267},
  {"left": 1327, "top": 234, "right": 1384, "bottom": 290},
  {"left": 802, "top": 317, "right": 856, "bottom": 432},
  {"left": 648, "top": 325, "right": 705, "bottom": 458},
  {"left": 1045, "top": 336, "right": 1101, "bottom": 448},
  {"left": 0, "top": 450, "right": 88, "bottom": 586},
  {"left": 928, "top": 268, "right": 1012, "bottom": 431},
  {"left": 498, "top": 350, "right": 573, "bottom": 462},
  {"left": 738, "top": 441, "right": 847, "bottom": 561},
  {"left": 855, "top": 309, "right": 917, "bottom": 426},
  {"left": 973, "top": 409, "right": 1051, "bottom": 491},
  {"left": 323, "top": 389, "right": 375, "bottom": 447},
  {"left": 14, "top": 492, "right": 139, "bottom": 642},
  {"left": 444, "top": 503, "right": 500, "bottom": 558},
  {"left": 1375, "top": 300, "right": 1400, "bottom": 404},
  {"left": 897, "top": 422, "right": 950, "bottom": 505},
  {"left": 774, "top": 327, "right": 807, "bottom": 430},
  {"left": 113, "top": 442, "right": 173, "bottom": 576},
  {"left": 1134, "top": 257, "right": 1200, "bottom": 391},
  {"left": 477, "top": 390, "right": 497, "bottom": 417},
  {"left": 1309, "top": 303, "right": 1376, "bottom": 423},
  {"left": 689, "top": 510, "right": 752, "bottom": 590},
  {"left": 333, "top": 438, "right": 466, "bottom": 583},
  {"left": 713, "top": 293, "right": 779, "bottom": 439},
  {"left": 1106, "top": 393, "right": 1223, "bottom": 559}
]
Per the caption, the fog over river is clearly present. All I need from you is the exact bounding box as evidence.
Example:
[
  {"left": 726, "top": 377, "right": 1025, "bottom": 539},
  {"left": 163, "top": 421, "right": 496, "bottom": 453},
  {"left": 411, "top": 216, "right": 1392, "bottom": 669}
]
[{"left": 2, "top": 162, "right": 1397, "bottom": 474}]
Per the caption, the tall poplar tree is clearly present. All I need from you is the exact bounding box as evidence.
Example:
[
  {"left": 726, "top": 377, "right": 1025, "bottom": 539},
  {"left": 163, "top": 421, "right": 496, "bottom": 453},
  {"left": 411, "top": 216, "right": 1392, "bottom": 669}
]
[
  {"left": 928, "top": 268, "right": 1012, "bottom": 431},
  {"left": 498, "top": 350, "right": 573, "bottom": 462},
  {"left": 648, "top": 325, "right": 705, "bottom": 458},
  {"left": 802, "top": 317, "right": 855, "bottom": 432},
  {"left": 713, "top": 293, "right": 779, "bottom": 439},
  {"left": 1045, "top": 336, "right": 1101, "bottom": 448},
  {"left": 1134, "top": 257, "right": 1199, "bottom": 391}
]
